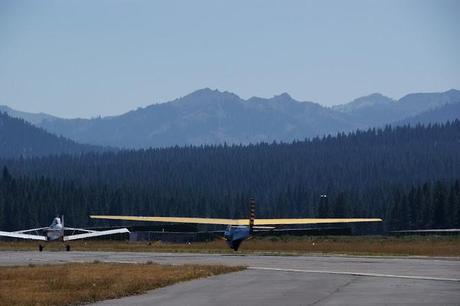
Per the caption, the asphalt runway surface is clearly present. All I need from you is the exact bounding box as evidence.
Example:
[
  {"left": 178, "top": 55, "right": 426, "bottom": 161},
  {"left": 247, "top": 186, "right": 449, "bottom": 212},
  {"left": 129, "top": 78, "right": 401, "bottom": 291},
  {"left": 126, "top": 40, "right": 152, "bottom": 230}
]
[{"left": 1, "top": 251, "right": 459, "bottom": 305}]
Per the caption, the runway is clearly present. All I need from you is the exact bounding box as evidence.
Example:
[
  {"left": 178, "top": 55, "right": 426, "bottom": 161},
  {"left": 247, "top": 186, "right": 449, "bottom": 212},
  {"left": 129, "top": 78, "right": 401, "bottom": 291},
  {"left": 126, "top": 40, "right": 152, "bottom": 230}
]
[{"left": 1, "top": 251, "right": 459, "bottom": 305}]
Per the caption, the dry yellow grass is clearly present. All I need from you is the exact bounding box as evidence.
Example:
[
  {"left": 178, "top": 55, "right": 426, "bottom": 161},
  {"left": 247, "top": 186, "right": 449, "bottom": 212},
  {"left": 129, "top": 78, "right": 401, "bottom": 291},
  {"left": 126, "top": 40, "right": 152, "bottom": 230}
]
[
  {"left": 0, "top": 235, "right": 459, "bottom": 256},
  {"left": 239, "top": 236, "right": 460, "bottom": 256},
  {"left": 0, "top": 262, "right": 243, "bottom": 306}
]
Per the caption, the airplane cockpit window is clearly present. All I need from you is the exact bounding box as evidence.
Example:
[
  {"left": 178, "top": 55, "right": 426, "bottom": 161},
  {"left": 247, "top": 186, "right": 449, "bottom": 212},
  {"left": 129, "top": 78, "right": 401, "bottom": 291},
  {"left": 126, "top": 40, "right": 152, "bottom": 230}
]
[{"left": 50, "top": 218, "right": 61, "bottom": 227}]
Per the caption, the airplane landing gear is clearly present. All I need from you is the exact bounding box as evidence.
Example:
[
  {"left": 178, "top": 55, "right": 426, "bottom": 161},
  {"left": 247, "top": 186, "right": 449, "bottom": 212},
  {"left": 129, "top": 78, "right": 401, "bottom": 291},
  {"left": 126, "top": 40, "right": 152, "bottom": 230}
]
[
  {"left": 231, "top": 240, "right": 242, "bottom": 251},
  {"left": 38, "top": 244, "right": 44, "bottom": 252},
  {"left": 65, "top": 245, "right": 71, "bottom": 252}
]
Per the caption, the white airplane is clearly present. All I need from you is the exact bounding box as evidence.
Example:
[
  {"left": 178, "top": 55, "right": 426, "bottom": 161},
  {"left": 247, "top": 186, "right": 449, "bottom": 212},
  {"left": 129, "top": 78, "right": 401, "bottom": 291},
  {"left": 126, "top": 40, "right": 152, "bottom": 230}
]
[{"left": 0, "top": 216, "right": 129, "bottom": 251}]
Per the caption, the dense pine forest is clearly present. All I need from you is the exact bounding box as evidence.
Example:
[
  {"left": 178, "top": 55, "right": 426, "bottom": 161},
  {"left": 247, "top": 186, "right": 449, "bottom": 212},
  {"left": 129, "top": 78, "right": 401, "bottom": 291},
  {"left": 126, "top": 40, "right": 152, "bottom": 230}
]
[{"left": 0, "top": 121, "right": 459, "bottom": 232}]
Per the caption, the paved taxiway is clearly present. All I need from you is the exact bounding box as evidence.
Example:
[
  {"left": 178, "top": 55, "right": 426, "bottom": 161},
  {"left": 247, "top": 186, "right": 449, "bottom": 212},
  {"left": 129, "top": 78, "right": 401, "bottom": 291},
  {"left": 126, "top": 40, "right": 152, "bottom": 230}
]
[{"left": 1, "top": 251, "right": 459, "bottom": 305}]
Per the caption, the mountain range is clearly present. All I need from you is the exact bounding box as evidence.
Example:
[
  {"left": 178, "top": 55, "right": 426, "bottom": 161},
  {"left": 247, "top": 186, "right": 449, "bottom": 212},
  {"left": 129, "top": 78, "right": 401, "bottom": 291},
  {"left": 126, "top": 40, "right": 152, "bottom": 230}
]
[
  {"left": 1, "top": 88, "right": 459, "bottom": 149},
  {"left": 0, "top": 112, "right": 106, "bottom": 158}
]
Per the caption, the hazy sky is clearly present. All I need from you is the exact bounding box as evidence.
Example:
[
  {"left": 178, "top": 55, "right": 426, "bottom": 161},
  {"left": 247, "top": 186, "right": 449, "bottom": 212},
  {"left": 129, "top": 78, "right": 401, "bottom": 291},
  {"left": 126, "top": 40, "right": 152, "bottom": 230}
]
[{"left": 1, "top": 0, "right": 459, "bottom": 118}]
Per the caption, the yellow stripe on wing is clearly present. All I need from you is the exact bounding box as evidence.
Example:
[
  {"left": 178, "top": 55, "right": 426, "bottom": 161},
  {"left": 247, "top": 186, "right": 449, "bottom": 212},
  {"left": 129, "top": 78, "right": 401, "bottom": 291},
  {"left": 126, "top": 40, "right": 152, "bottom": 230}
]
[
  {"left": 253, "top": 218, "right": 382, "bottom": 225},
  {"left": 90, "top": 215, "right": 248, "bottom": 225},
  {"left": 90, "top": 215, "right": 382, "bottom": 225}
]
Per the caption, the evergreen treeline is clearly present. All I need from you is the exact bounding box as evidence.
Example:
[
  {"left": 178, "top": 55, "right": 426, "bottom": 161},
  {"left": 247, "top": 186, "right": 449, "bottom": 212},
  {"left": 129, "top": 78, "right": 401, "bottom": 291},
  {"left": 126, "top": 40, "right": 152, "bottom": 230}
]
[
  {"left": 386, "top": 181, "right": 460, "bottom": 230},
  {"left": 0, "top": 112, "right": 108, "bottom": 158},
  {"left": 0, "top": 167, "right": 458, "bottom": 231},
  {"left": 0, "top": 121, "right": 459, "bottom": 231}
]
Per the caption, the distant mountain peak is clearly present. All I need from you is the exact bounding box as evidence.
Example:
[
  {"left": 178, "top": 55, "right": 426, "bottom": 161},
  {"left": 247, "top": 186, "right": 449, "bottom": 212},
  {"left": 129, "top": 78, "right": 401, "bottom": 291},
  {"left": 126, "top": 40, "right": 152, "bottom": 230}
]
[
  {"left": 246, "top": 92, "right": 299, "bottom": 106},
  {"left": 187, "top": 87, "right": 238, "bottom": 97},
  {"left": 366, "top": 92, "right": 386, "bottom": 98},
  {"left": 333, "top": 93, "right": 394, "bottom": 113},
  {"left": 180, "top": 88, "right": 241, "bottom": 105},
  {"left": 0, "top": 105, "right": 13, "bottom": 111},
  {"left": 0, "top": 104, "right": 59, "bottom": 125},
  {"left": 189, "top": 87, "right": 214, "bottom": 96},
  {"left": 446, "top": 89, "right": 460, "bottom": 94},
  {"left": 350, "top": 93, "right": 393, "bottom": 104},
  {"left": 272, "top": 92, "right": 295, "bottom": 102}
]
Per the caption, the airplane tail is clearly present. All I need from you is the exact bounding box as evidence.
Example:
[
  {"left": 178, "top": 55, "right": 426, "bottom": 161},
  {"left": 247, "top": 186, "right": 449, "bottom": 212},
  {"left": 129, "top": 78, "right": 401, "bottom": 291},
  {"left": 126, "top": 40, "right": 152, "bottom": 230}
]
[{"left": 249, "top": 198, "right": 256, "bottom": 234}]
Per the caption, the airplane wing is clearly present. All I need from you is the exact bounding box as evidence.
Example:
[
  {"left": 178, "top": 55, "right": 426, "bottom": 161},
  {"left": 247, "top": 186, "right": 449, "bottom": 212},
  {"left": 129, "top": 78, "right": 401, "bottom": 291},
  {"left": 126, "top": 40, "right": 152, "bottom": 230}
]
[
  {"left": 64, "top": 227, "right": 96, "bottom": 233},
  {"left": 253, "top": 218, "right": 382, "bottom": 225},
  {"left": 13, "top": 227, "right": 49, "bottom": 234},
  {"left": 90, "top": 215, "right": 245, "bottom": 225},
  {"left": 90, "top": 215, "right": 382, "bottom": 225},
  {"left": 63, "top": 228, "right": 130, "bottom": 241},
  {"left": 0, "top": 230, "right": 47, "bottom": 241}
]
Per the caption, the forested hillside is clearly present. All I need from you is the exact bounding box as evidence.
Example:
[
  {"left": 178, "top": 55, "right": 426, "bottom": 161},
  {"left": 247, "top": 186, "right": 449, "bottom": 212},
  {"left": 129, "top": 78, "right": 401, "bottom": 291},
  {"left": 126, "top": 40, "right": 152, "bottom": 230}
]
[
  {"left": 0, "top": 112, "right": 107, "bottom": 158},
  {"left": 0, "top": 168, "right": 458, "bottom": 232},
  {"left": 401, "top": 103, "right": 460, "bottom": 126},
  {"left": 1, "top": 121, "right": 459, "bottom": 231}
]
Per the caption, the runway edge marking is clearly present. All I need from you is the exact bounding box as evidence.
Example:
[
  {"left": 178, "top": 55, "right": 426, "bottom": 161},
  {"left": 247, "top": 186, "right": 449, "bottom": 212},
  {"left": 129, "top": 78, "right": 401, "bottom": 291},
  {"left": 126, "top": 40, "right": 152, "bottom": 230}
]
[{"left": 248, "top": 266, "right": 460, "bottom": 282}]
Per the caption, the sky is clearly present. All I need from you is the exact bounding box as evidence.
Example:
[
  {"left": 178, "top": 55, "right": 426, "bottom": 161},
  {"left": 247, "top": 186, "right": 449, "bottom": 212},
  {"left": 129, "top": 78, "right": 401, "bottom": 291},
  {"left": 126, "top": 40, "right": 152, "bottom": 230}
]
[{"left": 0, "top": 0, "right": 459, "bottom": 118}]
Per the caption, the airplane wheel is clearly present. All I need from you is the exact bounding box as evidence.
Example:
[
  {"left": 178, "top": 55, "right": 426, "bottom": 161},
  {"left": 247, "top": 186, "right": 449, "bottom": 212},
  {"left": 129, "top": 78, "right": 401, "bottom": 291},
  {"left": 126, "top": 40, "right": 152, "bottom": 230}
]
[
  {"left": 38, "top": 245, "right": 44, "bottom": 252},
  {"left": 65, "top": 245, "right": 71, "bottom": 252}
]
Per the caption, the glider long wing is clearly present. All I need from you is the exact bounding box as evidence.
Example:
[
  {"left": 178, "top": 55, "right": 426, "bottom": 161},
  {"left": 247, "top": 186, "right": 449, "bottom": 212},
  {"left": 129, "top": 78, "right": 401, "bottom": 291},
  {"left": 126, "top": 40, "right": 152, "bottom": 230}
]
[
  {"left": 0, "top": 231, "right": 47, "bottom": 241},
  {"left": 90, "top": 215, "right": 382, "bottom": 225},
  {"left": 90, "top": 216, "right": 244, "bottom": 225},
  {"left": 254, "top": 218, "right": 382, "bottom": 225}
]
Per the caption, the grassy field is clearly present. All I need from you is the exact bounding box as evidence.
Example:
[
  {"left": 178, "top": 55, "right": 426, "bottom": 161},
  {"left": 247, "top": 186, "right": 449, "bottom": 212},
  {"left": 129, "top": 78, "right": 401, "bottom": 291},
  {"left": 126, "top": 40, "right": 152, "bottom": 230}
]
[
  {"left": 0, "top": 262, "right": 243, "bottom": 306},
  {"left": 1, "top": 235, "right": 459, "bottom": 256}
]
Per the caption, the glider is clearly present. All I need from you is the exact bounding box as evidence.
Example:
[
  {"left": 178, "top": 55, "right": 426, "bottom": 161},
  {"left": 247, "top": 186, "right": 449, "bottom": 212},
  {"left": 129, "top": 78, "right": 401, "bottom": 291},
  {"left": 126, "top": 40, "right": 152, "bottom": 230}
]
[{"left": 91, "top": 198, "right": 382, "bottom": 251}]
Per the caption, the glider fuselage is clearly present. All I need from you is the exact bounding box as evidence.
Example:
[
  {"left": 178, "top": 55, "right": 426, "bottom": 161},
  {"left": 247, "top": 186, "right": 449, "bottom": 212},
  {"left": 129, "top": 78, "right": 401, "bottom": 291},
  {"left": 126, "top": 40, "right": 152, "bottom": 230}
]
[{"left": 224, "top": 225, "right": 251, "bottom": 251}]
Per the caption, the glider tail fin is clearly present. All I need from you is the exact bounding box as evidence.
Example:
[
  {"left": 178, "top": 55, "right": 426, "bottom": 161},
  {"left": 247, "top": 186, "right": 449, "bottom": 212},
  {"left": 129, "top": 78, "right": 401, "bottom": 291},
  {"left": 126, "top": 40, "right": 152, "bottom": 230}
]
[{"left": 249, "top": 198, "right": 256, "bottom": 234}]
